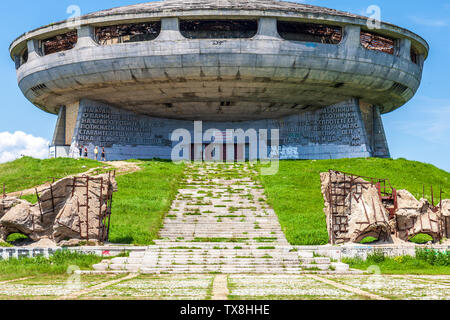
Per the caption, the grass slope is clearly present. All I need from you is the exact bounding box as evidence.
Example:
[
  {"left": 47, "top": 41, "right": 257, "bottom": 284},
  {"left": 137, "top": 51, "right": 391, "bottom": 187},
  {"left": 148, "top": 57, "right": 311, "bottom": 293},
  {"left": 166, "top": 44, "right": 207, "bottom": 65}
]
[
  {"left": 257, "top": 158, "right": 450, "bottom": 245},
  {"left": 0, "top": 157, "right": 103, "bottom": 193},
  {"left": 109, "top": 160, "right": 185, "bottom": 245}
]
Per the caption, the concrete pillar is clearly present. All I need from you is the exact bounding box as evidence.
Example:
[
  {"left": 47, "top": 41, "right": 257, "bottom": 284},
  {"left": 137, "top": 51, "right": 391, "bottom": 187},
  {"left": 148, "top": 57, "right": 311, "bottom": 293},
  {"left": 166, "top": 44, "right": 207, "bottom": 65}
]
[
  {"left": 397, "top": 38, "right": 411, "bottom": 61},
  {"left": 341, "top": 25, "right": 361, "bottom": 48},
  {"left": 75, "top": 25, "right": 98, "bottom": 48},
  {"left": 419, "top": 55, "right": 425, "bottom": 68},
  {"left": 255, "top": 17, "right": 281, "bottom": 39},
  {"left": 13, "top": 55, "right": 21, "bottom": 69},
  {"left": 52, "top": 106, "right": 66, "bottom": 146},
  {"left": 372, "top": 106, "right": 390, "bottom": 158},
  {"left": 157, "top": 17, "right": 184, "bottom": 40},
  {"left": 27, "top": 39, "right": 41, "bottom": 60}
]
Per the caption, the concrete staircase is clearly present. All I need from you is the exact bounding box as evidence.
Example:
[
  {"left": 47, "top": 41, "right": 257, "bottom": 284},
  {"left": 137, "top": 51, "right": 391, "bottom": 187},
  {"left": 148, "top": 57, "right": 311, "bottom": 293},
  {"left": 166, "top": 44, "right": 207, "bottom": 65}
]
[{"left": 93, "top": 163, "right": 346, "bottom": 274}]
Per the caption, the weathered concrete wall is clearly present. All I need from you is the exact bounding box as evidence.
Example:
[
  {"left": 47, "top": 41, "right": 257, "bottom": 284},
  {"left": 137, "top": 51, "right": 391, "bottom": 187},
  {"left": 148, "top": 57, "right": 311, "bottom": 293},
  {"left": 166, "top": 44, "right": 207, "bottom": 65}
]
[
  {"left": 295, "top": 244, "right": 450, "bottom": 260},
  {"left": 16, "top": 16, "right": 424, "bottom": 118},
  {"left": 67, "top": 98, "right": 386, "bottom": 160},
  {"left": 0, "top": 246, "right": 146, "bottom": 260},
  {"left": 1, "top": 244, "right": 448, "bottom": 260}
]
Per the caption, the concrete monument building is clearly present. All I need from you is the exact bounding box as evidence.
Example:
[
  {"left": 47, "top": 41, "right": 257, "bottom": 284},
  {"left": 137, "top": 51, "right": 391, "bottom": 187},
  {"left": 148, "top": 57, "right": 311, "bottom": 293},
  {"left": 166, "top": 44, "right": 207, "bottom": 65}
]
[{"left": 9, "top": 0, "right": 428, "bottom": 160}]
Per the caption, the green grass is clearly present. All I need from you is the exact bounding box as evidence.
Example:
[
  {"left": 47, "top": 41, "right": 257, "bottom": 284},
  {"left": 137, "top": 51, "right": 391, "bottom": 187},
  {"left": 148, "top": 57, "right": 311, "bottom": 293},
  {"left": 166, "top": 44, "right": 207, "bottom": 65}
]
[
  {"left": 0, "top": 157, "right": 103, "bottom": 193},
  {"left": 0, "top": 250, "right": 104, "bottom": 278},
  {"left": 360, "top": 236, "right": 378, "bottom": 244},
  {"left": 108, "top": 160, "right": 185, "bottom": 245},
  {"left": 343, "top": 249, "right": 450, "bottom": 275},
  {"left": 257, "top": 158, "right": 450, "bottom": 245},
  {"left": 409, "top": 234, "right": 434, "bottom": 244}
]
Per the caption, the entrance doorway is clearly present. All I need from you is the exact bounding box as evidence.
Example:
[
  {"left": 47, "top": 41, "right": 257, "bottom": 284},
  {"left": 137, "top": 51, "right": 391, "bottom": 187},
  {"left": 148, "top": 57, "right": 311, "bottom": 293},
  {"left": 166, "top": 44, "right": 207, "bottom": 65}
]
[{"left": 190, "top": 144, "right": 248, "bottom": 162}]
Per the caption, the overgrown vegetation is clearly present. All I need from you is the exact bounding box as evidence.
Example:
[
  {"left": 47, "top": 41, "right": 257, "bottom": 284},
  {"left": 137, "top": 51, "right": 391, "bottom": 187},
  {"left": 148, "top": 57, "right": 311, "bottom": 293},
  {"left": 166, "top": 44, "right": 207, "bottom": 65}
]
[
  {"left": 0, "top": 157, "right": 103, "bottom": 193},
  {"left": 108, "top": 160, "right": 185, "bottom": 245},
  {"left": 0, "top": 250, "right": 104, "bottom": 279},
  {"left": 343, "top": 248, "right": 450, "bottom": 275},
  {"left": 257, "top": 158, "right": 450, "bottom": 245}
]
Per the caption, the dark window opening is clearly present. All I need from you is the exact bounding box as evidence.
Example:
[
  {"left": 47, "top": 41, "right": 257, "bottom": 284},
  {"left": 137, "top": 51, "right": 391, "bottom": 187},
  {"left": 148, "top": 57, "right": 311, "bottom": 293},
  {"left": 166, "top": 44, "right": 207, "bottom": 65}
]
[
  {"left": 180, "top": 20, "right": 258, "bottom": 39},
  {"left": 95, "top": 22, "right": 161, "bottom": 45},
  {"left": 16, "top": 48, "right": 28, "bottom": 69},
  {"left": 277, "top": 21, "right": 342, "bottom": 44},
  {"left": 410, "top": 46, "right": 419, "bottom": 64},
  {"left": 42, "top": 31, "right": 78, "bottom": 55},
  {"left": 21, "top": 49, "right": 28, "bottom": 64},
  {"left": 220, "top": 101, "right": 232, "bottom": 107},
  {"left": 360, "top": 31, "right": 395, "bottom": 54}
]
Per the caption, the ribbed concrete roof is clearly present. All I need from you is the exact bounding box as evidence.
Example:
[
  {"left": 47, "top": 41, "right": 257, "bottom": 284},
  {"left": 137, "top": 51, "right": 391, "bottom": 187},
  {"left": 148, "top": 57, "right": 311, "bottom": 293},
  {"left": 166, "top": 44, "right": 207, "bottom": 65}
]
[{"left": 82, "top": 0, "right": 363, "bottom": 20}]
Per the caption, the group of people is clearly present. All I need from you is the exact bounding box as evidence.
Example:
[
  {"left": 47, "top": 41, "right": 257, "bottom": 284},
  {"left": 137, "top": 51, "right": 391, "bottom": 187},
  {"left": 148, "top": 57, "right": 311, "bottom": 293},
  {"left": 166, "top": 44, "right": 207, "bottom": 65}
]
[{"left": 78, "top": 145, "right": 107, "bottom": 161}]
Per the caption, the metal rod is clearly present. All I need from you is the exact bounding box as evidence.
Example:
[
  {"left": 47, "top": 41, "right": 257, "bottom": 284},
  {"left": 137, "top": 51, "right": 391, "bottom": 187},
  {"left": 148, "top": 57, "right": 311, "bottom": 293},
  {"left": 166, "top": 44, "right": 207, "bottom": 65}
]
[
  {"left": 50, "top": 184, "right": 56, "bottom": 216},
  {"left": 86, "top": 177, "right": 89, "bottom": 242},
  {"left": 36, "top": 188, "right": 43, "bottom": 223},
  {"left": 99, "top": 177, "right": 104, "bottom": 242},
  {"left": 431, "top": 185, "right": 434, "bottom": 207}
]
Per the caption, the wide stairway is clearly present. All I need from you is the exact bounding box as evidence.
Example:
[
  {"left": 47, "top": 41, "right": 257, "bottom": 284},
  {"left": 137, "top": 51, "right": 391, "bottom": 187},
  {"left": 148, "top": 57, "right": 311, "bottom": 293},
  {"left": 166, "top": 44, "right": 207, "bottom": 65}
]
[{"left": 94, "top": 163, "right": 341, "bottom": 274}]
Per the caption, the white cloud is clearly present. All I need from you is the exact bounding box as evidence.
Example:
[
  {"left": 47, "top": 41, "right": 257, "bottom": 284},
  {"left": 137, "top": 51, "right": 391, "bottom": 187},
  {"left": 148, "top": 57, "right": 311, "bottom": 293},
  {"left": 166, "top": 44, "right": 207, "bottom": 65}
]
[{"left": 0, "top": 131, "right": 49, "bottom": 163}]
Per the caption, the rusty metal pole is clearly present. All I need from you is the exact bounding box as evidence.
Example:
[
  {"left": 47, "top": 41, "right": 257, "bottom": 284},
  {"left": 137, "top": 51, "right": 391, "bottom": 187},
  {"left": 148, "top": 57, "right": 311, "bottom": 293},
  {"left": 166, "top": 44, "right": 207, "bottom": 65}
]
[
  {"left": 86, "top": 177, "right": 89, "bottom": 242},
  {"left": 431, "top": 185, "right": 434, "bottom": 207},
  {"left": 99, "top": 177, "right": 104, "bottom": 242},
  {"left": 50, "top": 184, "right": 56, "bottom": 216},
  {"left": 36, "top": 188, "right": 43, "bottom": 223}
]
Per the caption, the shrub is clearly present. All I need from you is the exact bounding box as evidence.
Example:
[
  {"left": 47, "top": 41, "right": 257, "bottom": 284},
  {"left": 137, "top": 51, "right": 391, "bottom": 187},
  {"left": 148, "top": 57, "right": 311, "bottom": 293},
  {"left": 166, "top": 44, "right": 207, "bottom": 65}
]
[
  {"left": 416, "top": 248, "right": 449, "bottom": 266},
  {"left": 367, "top": 250, "right": 385, "bottom": 263}
]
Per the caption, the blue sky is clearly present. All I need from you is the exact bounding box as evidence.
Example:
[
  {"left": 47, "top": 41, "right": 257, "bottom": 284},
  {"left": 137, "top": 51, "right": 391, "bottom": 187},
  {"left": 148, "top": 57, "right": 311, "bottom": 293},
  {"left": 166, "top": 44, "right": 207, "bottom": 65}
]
[{"left": 0, "top": 0, "right": 448, "bottom": 170}]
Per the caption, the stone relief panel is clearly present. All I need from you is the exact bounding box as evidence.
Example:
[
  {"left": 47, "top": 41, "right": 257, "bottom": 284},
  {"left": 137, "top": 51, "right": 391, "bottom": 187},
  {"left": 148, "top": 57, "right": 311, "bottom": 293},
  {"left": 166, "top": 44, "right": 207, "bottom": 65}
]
[{"left": 70, "top": 98, "right": 375, "bottom": 160}]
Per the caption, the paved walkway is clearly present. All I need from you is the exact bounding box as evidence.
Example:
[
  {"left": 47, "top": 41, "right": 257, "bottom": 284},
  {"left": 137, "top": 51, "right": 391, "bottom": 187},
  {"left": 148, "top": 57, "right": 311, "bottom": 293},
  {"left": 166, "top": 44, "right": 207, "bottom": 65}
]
[
  {"left": 0, "top": 273, "right": 448, "bottom": 300},
  {"left": 94, "top": 162, "right": 337, "bottom": 273}
]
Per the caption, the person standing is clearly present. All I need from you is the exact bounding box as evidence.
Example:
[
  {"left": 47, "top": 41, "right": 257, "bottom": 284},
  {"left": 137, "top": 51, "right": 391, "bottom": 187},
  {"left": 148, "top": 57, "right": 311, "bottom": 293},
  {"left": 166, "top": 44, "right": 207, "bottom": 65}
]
[
  {"left": 78, "top": 144, "right": 83, "bottom": 158},
  {"left": 101, "top": 147, "right": 106, "bottom": 161},
  {"left": 84, "top": 146, "right": 88, "bottom": 159},
  {"left": 94, "top": 146, "right": 99, "bottom": 161}
]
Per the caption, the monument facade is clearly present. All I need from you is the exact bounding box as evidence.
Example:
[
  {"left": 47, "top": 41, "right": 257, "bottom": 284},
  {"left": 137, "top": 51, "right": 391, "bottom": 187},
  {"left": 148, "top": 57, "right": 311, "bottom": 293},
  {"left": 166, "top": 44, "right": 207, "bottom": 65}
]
[{"left": 9, "top": 0, "right": 428, "bottom": 160}]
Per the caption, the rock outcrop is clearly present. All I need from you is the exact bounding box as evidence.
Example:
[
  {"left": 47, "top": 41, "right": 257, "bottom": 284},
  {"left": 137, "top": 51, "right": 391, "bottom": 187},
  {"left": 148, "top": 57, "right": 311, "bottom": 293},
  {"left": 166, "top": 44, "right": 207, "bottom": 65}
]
[
  {"left": 394, "top": 189, "right": 442, "bottom": 242},
  {"left": 441, "top": 199, "right": 450, "bottom": 239},
  {"left": 0, "top": 173, "right": 117, "bottom": 246},
  {"left": 321, "top": 171, "right": 449, "bottom": 244},
  {"left": 321, "top": 171, "right": 391, "bottom": 244}
]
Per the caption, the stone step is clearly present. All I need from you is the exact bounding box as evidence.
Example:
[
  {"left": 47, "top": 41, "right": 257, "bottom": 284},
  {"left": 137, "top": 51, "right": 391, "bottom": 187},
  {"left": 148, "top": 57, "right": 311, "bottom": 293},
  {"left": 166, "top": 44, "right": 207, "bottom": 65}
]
[
  {"left": 143, "top": 251, "right": 299, "bottom": 256},
  {"left": 298, "top": 251, "right": 314, "bottom": 258},
  {"left": 331, "top": 262, "right": 350, "bottom": 272},
  {"left": 300, "top": 257, "right": 331, "bottom": 264},
  {"left": 140, "top": 267, "right": 304, "bottom": 274},
  {"left": 129, "top": 252, "right": 145, "bottom": 258},
  {"left": 301, "top": 264, "right": 332, "bottom": 271},
  {"left": 146, "top": 260, "right": 300, "bottom": 265},
  {"left": 151, "top": 241, "right": 292, "bottom": 248}
]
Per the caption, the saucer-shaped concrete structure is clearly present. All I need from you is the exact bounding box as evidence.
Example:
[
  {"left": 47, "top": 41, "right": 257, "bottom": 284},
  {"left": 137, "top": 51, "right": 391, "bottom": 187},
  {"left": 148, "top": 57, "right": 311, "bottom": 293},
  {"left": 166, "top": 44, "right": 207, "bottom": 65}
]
[{"left": 10, "top": 0, "right": 428, "bottom": 160}]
